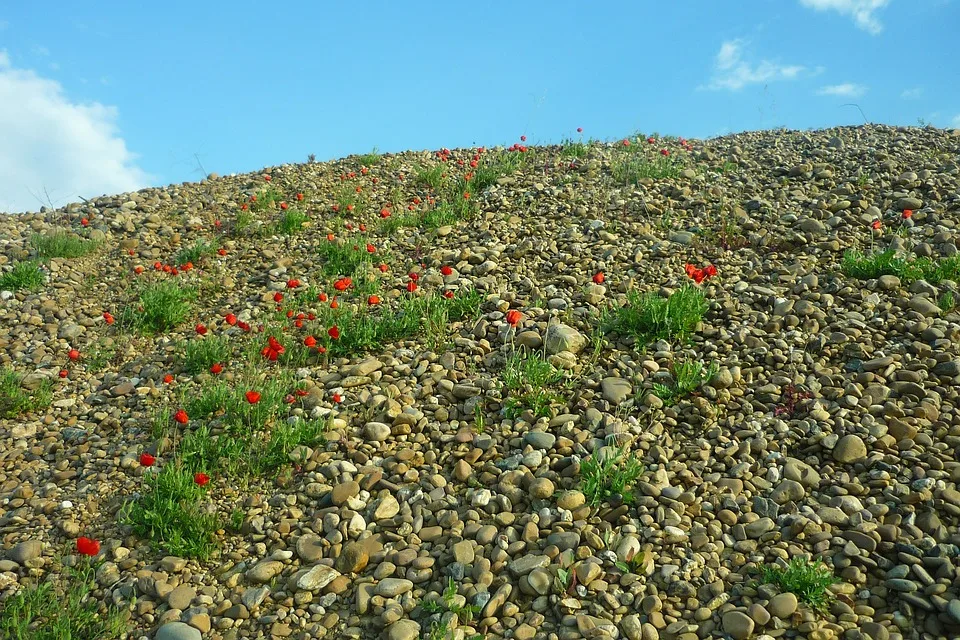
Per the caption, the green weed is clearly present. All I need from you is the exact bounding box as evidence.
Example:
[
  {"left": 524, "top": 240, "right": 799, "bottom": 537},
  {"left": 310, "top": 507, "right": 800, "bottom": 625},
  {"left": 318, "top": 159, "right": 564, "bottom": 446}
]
[
  {"left": 118, "top": 281, "right": 196, "bottom": 334},
  {"left": 277, "top": 208, "right": 307, "bottom": 235},
  {"left": 613, "top": 155, "right": 683, "bottom": 183},
  {"left": 605, "top": 285, "right": 708, "bottom": 346},
  {"left": 183, "top": 336, "right": 232, "bottom": 375},
  {"left": 652, "top": 359, "right": 719, "bottom": 406},
  {"left": 0, "top": 260, "right": 45, "bottom": 292},
  {"left": 0, "top": 562, "right": 128, "bottom": 640},
  {"left": 759, "top": 557, "right": 838, "bottom": 611},
  {"left": 0, "top": 368, "right": 52, "bottom": 418},
  {"left": 357, "top": 147, "right": 380, "bottom": 167},
  {"left": 174, "top": 239, "right": 213, "bottom": 266},
  {"left": 842, "top": 249, "right": 960, "bottom": 284},
  {"left": 502, "top": 348, "right": 566, "bottom": 419},
  {"left": 121, "top": 463, "right": 219, "bottom": 559},
  {"left": 30, "top": 230, "right": 101, "bottom": 260},
  {"left": 579, "top": 444, "right": 644, "bottom": 505}
]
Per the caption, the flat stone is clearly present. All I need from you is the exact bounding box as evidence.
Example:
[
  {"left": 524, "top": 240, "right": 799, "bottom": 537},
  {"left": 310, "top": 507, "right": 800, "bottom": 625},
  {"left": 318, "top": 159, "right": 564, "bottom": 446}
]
[
  {"left": 295, "top": 534, "right": 325, "bottom": 563},
  {"left": 770, "top": 479, "right": 805, "bottom": 504},
  {"left": 524, "top": 431, "right": 556, "bottom": 450},
  {"left": 331, "top": 480, "right": 360, "bottom": 506},
  {"left": 166, "top": 584, "right": 196, "bottom": 610},
  {"left": 246, "top": 560, "right": 284, "bottom": 584},
  {"left": 289, "top": 564, "right": 340, "bottom": 591},
  {"left": 376, "top": 578, "right": 414, "bottom": 597}
]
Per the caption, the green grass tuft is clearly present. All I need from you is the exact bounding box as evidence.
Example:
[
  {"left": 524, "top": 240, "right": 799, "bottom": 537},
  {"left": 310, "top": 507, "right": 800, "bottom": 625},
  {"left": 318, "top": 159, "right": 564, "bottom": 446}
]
[
  {"left": 606, "top": 285, "right": 707, "bottom": 346},
  {"left": 842, "top": 249, "right": 960, "bottom": 284},
  {"left": 30, "top": 230, "right": 101, "bottom": 260},
  {"left": 174, "top": 239, "right": 213, "bottom": 266},
  {"left": 653, "top": 359, "right": 719, "bottom": 406},
  {"left": 277, "top": 209, "right": 308, "bottom": 235},
  {"left": 759, "top": 557, "right": 838, "bottom": 611},
  {"left": 613, "top": 155, "right": 683, "bottom": 183},
  {"left": 0, "top": 260, "right": 45, "bottom": 292},
  {"left": 0, "top": 368, "right": 53, "bottom": 418},
  {"left": 579, "top": 444, "right": 644, "bottom": 505},
  {"left": 119, "top": 281, "right": 196, "bottom": 334},
  {"left": 0, "top": 563, "right": 128, "bottom": 640},
  {"left": 502, "top": 348, "right": 566, "bottom": 419},
  {"left": 121, "top": 463, "right": 219, "bottom": 559},
  {"left": 183, "top": 336, "right": 232, "bottom": 375}
]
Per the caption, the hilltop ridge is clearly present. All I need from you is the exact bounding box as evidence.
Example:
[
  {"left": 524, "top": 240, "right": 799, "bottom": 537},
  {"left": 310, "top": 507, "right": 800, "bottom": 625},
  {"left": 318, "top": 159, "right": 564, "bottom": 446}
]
[{"left": 2, "top": 124, "right": 960, "bottom": 640}]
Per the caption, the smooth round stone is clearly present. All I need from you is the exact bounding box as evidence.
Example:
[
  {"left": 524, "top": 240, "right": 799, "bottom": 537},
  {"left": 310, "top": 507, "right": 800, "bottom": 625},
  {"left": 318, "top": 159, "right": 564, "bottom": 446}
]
[
  {"left": 833, "top": 434, "right": 867, "bottom": 464},
  {"left": 529, "top": 478, "right": 555, "bottom": 499},
  {"left": 768, "top": 592, "right": 798, "bottom": 618},
  {"left": 155, "top": 622, "right": 202, "bottom": 640},
  {"left": 721, "top": 611, "right": 755, "bottom": 640}
]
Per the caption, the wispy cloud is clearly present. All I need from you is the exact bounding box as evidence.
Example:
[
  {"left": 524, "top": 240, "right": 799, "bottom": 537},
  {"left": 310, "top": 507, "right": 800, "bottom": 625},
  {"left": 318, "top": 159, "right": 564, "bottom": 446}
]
[
  {"left": 900, "top": 87, "right": 923, "bottom": 99},
  {"left": 0, "top": 49, "right": 152, "bottom": 213},
  {"left": 704, "top": 39, "right": 807, "bottom": 91},
  {"left": 816, "top": 83, "right": 867, "bottom": 97},
  {"left": 952, "top": 114, "right": 960, "bottom": 128},
  {"left": 798, "top": 0, "right": 890, "bottom": 35}
]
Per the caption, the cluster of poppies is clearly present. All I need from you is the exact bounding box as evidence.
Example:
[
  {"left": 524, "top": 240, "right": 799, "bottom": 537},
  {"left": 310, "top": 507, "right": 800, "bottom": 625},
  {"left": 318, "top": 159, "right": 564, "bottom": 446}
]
[{"left": 685, "top": 263, "right": 719, "bottom": 284}]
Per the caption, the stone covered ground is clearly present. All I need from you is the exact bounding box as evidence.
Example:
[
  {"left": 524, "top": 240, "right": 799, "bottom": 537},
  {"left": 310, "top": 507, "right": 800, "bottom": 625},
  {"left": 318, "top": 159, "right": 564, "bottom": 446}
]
[{"left": 2, "top": 125, "right": 960, "bottom": 640}]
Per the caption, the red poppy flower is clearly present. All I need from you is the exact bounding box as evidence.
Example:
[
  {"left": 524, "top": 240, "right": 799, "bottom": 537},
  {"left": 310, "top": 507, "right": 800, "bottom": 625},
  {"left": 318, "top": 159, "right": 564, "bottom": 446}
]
[
  {"left": 174, "top": 409, "right": 189, "bottom": 424},
  {"left": 68, "top": 349, "right": 80, "bottom": 361},
  {"left": 691, "top": 269, "right": 706, "bottom": 284},
  {"left": 182, "top": 262, "right": 193, "bottom": 271},
  {"left": 705, "top": 264, "right": 718, "bottom": 278},
  {"left": 647, "top": 137, "right": 655, "bottom": 144},
  {"left": 871, "top": 220, "right": 882, "bottom": 230},
  {"left": 506, "top": 310, "right": 523, "bottom": 326},
  {"left": 280, "top": 202, "right": 288, "bottom": 210},
  {"left": 295, "top": 388, "right": 308, "bottom": 397},
  {"left": 328, "top": 325, "right": 340, "bottom": 340},
  {"left": 210, "top": 363, "right": 223, "bottom": 374},
  {"left": 195, "top": 323, "right": 207, "bottom": 335},
  {"left": 294, "top": 319, "right": 303, "bottom": 328},
  {"left": 287, "top": 279, "right": 300, "bottom": 289},
  {"left": 334, "top": 278, "right": 352, "bottom": 292},
  {"left": 332, "top": 392, "right": 342, "bottom": 403},
  {"left": 272, "top": 292, "right": 283, "bottom": 304},
  {"left": 171, "top": 268, "right": 179, "bottom": 276},
  {"left": 296, "top": 192, "right": 304, "bottom": 201},
  {"left": 463, "top": 192, "right": 471, "bottom": 200},
  {"left": 319, "top": 292, "right": 328, "bottom": 302},
  {"left": 407, "top": 281, "right": 418, "bottom": 293},
  {"left": 304, "top": 336, "right": 317, "bottom": 347},
  {"left": 368, "top": 295, "right": 380, "bottom": 305},
  {"left": 245, "top": 390, "right": 261, "bottom": 404},
  {"left": 577, "top": 127, "right": 583, "bottom": 133},
  {"left": 194, "top": 472, "right": 210, "bottom": 486},
  {"left": 59, "top": 369, "right": 69, "bottom": 378},
  {"left": 76, "top": 537, "right": 100, "bottom": 556},
  {"left": 241, "top": 204, "right": 249, "bottom": 211},
  {"left": 366, "top": 243, "right": 376, "bottom": 253},
  {"left": 331, "top": 205, "right": 340, "bottom": 213},
  {"left": 660, "top": 149, "right": 670, "bottom": 157},
  {"left": 103, "top": 312, "right": 114, "bottom": 324},
  {"left": 164, "top": 374, "right": 174, "bottom": 384},
  {"left": 622, "top": 139, "right": 630, "bottom": 147},
  {"left": 225, "top": 313, "right": 237, "bottom": 326},
  {"left": 263, "top": 175, "right": 271, "bottom": 182},
  {"left": 134, "top": 265, "right": 145, "bottom": 274},
  {"left": 379, "top": 263, "right": 389, "bottom": 273},
  {"left": 81, "top": 218, "right": 89, "bottom": 227},
  {"left": 593, "top": 272, "right": 605, "bottom": 284},
  {"left": 440, "top": 265, "right": 453, "bottom": 276},
  {"left": 520, "top": 135, "right": 527, "bottom": 142},
  {"left": 444, "top": 290, "right": 454, "bottom": 299},
  {"left": 902, "top": 209, "right": 912, "bottom": 219},
  {"left": 346, "top": 204, "right": 355, "bottom": 212},
  {"left": 139, "top": 453, "right": 156, "bottom": 467}
]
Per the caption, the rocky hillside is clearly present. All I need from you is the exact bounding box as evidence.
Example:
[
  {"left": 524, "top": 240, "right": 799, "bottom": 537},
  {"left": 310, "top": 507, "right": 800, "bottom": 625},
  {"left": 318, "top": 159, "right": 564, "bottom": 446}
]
[{"left": 1, "top": 124, "right": 960, "bottom": 640}]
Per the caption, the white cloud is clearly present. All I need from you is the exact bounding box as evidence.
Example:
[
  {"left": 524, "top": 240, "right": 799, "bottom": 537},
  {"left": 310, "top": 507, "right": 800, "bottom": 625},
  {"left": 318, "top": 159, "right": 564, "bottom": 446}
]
[
  {"left": 798, "top": 0, "right": 890, "bottom": 34},
  {"left": 0, "top": 50, "right": 151, "bottom": 213},
  {"left": 704, "top": 39, "right": 807, "bottom": 91},
  {"left": 816, "top": 83, "right": 867, "bottom": 97},
  {"left": 900, "top": 87, "right": 923, "bottom": 99}
]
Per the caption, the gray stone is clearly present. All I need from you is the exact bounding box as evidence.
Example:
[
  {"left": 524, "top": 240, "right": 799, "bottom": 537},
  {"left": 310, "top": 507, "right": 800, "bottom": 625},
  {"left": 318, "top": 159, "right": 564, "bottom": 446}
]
[
  {"left": 9, "top": 540, "right": 42, "bottom": 564},
  {"left": 524, "top": 431, "right": 556, "bottom": 450},
  {"left": 384, "top": 620, "right": 420, "bottom": 640},
  {"left": 770, "top": 479, "right": 805, "bottom": 504},
  {"left": 601, "top": 377, "right": 633, "bottom": 404},
  {"left": 376, "top": 578, "right": 414, "bottom": 597},
  {"left": 155, "top": 622, "right": 202, "bottom": 640},
  {"left": 544, "top": 323, "right": 586, "bottom": 355}
]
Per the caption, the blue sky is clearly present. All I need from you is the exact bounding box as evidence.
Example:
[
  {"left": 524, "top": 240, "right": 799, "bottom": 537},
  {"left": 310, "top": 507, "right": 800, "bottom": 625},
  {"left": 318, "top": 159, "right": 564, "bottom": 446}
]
[{"left": 0, "top": 0, "right": 957, "bottom": 212}]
